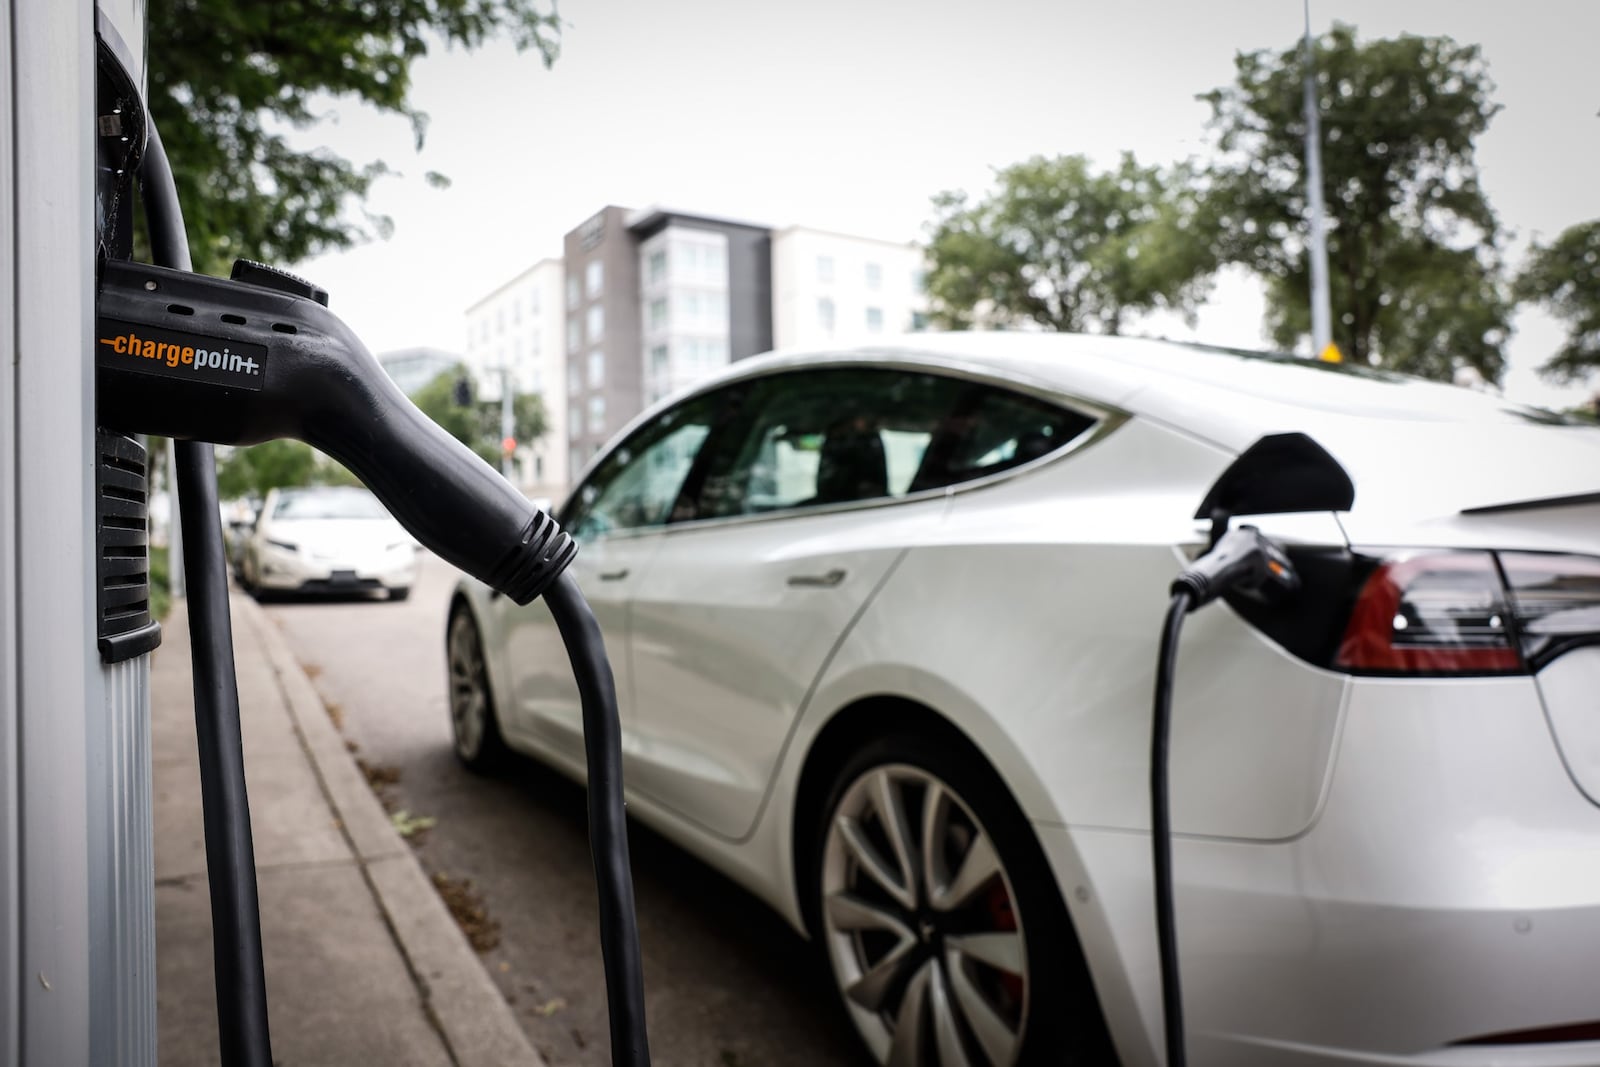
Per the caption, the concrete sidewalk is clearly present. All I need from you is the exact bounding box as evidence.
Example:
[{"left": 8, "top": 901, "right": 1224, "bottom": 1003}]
[{"left": 153, "top": 590, "right": 544, "bottom": 1066}]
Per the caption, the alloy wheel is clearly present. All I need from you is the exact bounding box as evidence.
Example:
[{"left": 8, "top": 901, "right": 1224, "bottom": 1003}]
[
  {"left": 821, "top": 764, "right": 1028, "bottom": 1067},
  {"left": 447, "top": 612, "right": 488, "bottom": 761}
]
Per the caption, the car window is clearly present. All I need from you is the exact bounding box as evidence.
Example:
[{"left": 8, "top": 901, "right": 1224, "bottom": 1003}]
[
  {"left": 693, "top": 369, "right": 968, "bottom": 519},
  {"left": 564, "top": 395, "right": 717, "bottom": 541},
  {"left": 909, "top": 385, "right": 1098, "bottom": 493},
  {"left": 691, "top": 369, "right": 1100, "bottom": 520}
]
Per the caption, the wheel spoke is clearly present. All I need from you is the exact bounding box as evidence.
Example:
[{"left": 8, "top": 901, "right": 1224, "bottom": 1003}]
[
  {"left": 931, "top": 830, "right": 1000, "bottom": 912},
  {"left": 947, "top": 931, "right": 1024, "bottom": 977},
  {"left": 921, "top": 781, "right": 951, "bottom": 907},
  {"left": 886, "top": 960, "right": 934, "bottom": 1067},
  {"left": 945, "top": 950, "right": 1020, "bottom": 1066},
  {"left": 871, "top": 771, "right": 918, "bottom": 903},
  {"left": 929, "top": 964, "right": 974, "bottom": 1067},
  {"left": 845, "top": 936, "right": 918, "bottom": 1013},
  {"left": 838, "top": 815, "right": 916, "bottom": 910},
  {"left": 826, "top": 892, "right": 913, "bottom": 939}
]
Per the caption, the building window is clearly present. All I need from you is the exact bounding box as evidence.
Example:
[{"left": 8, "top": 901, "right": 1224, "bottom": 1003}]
[
  {"left": 648, "top": 250, "right": 667, "bottom": 285},
  {"left": 650, "top": 344, "right": 670, "bottom": 377},
  {"left": 512, "top": 337, "right": 523, "bottom": 364},
  {"left": 587, "top": 304, "right": 604, "bottom": 344},
  {"left": 866, "top": 307, "right": 884, "bottom": 332},
  {"left": 568, "top": 361, "right": 582, "bottom": 396},
  {"left": 529, "top": 289, "right": 541, "bottom": 315},
  {"left": 569, "top": 401, "right": 581, "bottom": 432},
  {"left": 649, "top": 298, "right": 668, "bottom": 332},
  {"left": 911, "top": 310, "right": 930, "bottom": 331},
  {"left": 705, "top": 244, "right": 724, "bottom": 275},
  {"left": 588, "top": 350, "right": 604, "bottom": 389},
  {"left": 911, "top": 267, "right": 926, "bottom": 293},
  {"left": 588, "top": 395, "right": 606, "bottom": 434},
  {"left": 865, "top": 262, "right": 882, "bottom": 290},
  {"left": 496, "top": 308, "right": 505, "bottom": 334},
  {"left": 567, "top": 317, "right": 580, "bottom": 354},
  {"left": 818, "top": 297, "right": 835, "bottom": 332},
  {"left": 566, "top": 275, "right": 580, "bottom": 310},
  {"left": 817, "top": 255, "right": 834, "bottom": 283},
  {"left": 513, "top": 301, "right": 522, "bottom": 324},
  {"left": 586, "top": 260, "right": 604, "bottom": 298}
]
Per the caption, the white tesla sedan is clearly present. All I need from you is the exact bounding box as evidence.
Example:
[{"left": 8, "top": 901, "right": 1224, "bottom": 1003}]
[
  {"left": 240, "top": 485, "right": 418, "bottom": 599},
  {"left": 445, "top": 334, "right": 1600, "bottom": 1067}
]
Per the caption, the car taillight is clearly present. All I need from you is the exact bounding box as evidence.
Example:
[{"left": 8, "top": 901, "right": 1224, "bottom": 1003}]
[
  {"left": 1225, "top": 547, "right": 1600, "bottom": 677},
  {"left": 1499, "top": 552, "right": 1600, "bottom": 670},
  {"left": 1335, "top": 551, "right": 1522, "bottom": 675}
]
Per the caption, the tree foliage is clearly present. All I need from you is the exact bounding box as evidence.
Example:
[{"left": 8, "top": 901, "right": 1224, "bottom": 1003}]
[
  {"left": 1514, "top": 220, "right": 1600, "bottom": 384},
  {"left": 412, "top": 371, "right": 547, "bottom": 467},
  {"left": 146, "top": 0, "right": 560, "bottom": 276},
  {"left": 1201, "top": 23, "right": 1512, "bottom": 382},
  {"left": 924, "top": 153, "right": 1217, "bottom": 335},
  {"left": 215, "top": 439, "right": 322, "bottom": 499}
]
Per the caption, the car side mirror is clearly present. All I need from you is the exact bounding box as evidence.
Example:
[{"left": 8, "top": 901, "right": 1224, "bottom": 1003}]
[{"left": 1193, "top": 432, "right": 1354, "bottom": 544}]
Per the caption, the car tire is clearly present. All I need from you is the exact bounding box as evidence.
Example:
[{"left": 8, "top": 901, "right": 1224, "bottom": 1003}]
[
  {"left": 809, "top": 733, "right": 1114, "bottom": 1066},
  {"left": 388, "top": 586, "right": 412, "bottom": 602},
  {"left": 446, "top": 605, "right": 510, "bottom": 773}
]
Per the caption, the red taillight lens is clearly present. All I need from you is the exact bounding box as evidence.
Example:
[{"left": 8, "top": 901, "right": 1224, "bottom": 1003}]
[
  {"left": 1335, "top": 552, "right": 1523, "bottom": 675},
  {"left": 1500, "top": 552, "right": 1600, "bottom": 670}
]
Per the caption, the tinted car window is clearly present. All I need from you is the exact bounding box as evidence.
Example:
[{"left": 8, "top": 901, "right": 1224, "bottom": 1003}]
[
  {"left": 564, "top": 394, "right": 717, "bottom": 540},
  {"left": 693, "top": 369, "right": 969, "bottom": 519},
  {"left": 690, "top": 369, "right": 1099, "bottom": 519},
  {"left": 910, "top": 385, "right": 1097, "bottom": 492}
]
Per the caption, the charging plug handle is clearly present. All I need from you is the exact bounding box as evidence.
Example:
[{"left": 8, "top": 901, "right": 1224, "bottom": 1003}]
[
  {"left": 1171, "top": 524, "right": 1298, "bottom": 610},
  {"left": 95, "top": 260, "right": 573, "bottom": 604}
]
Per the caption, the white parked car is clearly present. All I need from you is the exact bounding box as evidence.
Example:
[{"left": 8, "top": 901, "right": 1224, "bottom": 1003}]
[
  {"left": 239, "top": 485, "right": 418, "bottom": 600},
  {"left": 446, "top": 333, "right": 1600, "bottom": 1067}
]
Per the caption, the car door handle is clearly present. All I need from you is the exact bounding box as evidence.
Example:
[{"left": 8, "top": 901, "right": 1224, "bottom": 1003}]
[
  {"left": 787, "top": 568, "right": 846, "bottom": 588},
  {"left": 598, "top": 568, "right": 630, "bottom": 581}
]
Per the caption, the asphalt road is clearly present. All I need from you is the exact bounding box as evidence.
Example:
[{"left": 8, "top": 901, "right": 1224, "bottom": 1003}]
[{"left": 257, "top": 552, "right": 866, "bottom": 1067}]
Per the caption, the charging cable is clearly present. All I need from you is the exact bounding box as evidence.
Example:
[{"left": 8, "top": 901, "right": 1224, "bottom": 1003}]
[
  {"left": 115, "top": 120, "right": 650, "bottom": 1067},
  {"left": 1150, "top": 525, "right": 1299, "bottom": 1066}
]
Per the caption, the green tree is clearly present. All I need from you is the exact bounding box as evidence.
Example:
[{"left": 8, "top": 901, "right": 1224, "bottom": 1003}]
[
  {"left": 413, "top": 371, "right": 547, "bottom": 467},
  {"left": 146, "top": 0, "right": 560, "bottom": 276},
  {"left": 215, "top": 439, "right": 319, "bottom": 499},
  {"left": 1201, "top": 23, "right": 1512, "bottom": 382},
  {"left": 924, "top": 153, "right": 1218, "bottom": 335},
  {"left": 1514, "top": 220, "right": 1600, "bottom": 384}
]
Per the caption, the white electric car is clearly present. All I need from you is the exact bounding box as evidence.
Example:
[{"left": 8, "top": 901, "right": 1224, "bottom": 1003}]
[
  {"left": 445, "top": 333, "right": 1600, "bottom": 1067},
  {"left": 239, "top": 485, "right": 418, "bottom": 599}
]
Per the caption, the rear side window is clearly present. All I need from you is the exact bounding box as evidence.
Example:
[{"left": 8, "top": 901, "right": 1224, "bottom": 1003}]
[{"left": 910, "top": 386, "right": 1097, "bottom": 493}]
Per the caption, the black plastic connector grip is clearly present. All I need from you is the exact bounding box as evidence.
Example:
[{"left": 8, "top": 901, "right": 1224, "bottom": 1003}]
[{"left": 94, "top": 259, "right": 575, "bottom": 604}]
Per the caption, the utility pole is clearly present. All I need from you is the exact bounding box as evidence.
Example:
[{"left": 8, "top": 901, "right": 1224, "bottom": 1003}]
[{"left": 1302, "top": 0, "right": 1338, "bottom": 362}]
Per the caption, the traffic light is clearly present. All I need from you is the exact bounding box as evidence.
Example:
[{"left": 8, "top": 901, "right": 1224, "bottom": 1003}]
[
  {"left": 453, "top": 375, "right": 473, "bottom": 406},
  {"left": 501, "top": 436, "right": 517, "bottom": 457}
]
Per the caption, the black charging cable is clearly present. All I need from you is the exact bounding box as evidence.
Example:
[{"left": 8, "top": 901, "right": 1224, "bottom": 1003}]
[
  {"left": 1152, "top": 525, "right": 1300, "bottom": 1066},
  {"left": 138, "top": 119, "right": 275, "bottom": 1067},
  {"left": 1150, "top": 589, "right": 1192, "bottom": 1067},
  {"left": 127, "top": 119, "right": 650, "bottom": 1067},
  {"left": 545, "top": 573, "right": 650, "bottom": 1066}
]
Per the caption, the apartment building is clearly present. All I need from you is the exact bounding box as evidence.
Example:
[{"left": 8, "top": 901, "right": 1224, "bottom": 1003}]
[
  {"left": 771, "top": 226, "right": 928, "bottom": 350},
  {"left": 470, "top": 207, "right": 924, "bottom": 489},
  {"left": 377, "top": 346, "right": 462, "bottom": 397},
  {"left": 463, "top": 257, "right": 566, "bottom": 498},
  {"left": 561, "top": 206, "right": 773, "bottom": 480}
]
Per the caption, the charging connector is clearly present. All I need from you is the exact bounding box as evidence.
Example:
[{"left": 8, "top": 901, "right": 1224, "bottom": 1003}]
[{"left": 1171, "top": 524, "right": 1299, "bottom": 611}]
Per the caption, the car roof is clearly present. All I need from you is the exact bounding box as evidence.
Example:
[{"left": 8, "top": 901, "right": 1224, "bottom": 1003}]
[{"left": 721, "top": 331, "right": 1572, "bottom": 451}]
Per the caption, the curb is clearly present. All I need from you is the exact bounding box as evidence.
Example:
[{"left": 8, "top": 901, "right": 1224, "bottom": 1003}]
[{"left": 235, "top": 591, "right": 546, "bottom": 1067}]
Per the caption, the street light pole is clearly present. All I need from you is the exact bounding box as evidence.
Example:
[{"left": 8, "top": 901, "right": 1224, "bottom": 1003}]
[{"left": 1302, "top": 0, "right": 1336, "bottom": 361}]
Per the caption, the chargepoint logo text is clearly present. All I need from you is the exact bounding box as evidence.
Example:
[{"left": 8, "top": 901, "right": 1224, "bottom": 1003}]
[{"left": 95, "top": 318, "right": 269, "bottom": 392}]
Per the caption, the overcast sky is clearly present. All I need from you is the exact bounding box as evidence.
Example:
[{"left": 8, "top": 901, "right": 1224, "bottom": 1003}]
[{"left": 294, "top": 0, "right": 1599, "bottom": 408}]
